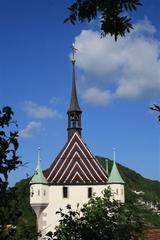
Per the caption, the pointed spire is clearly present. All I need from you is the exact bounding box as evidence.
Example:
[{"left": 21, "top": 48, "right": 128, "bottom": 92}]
[
  {"left": 108, "top": 149, "right": 124, "bottom": 184},
  {"left": 68, "top": 45, "right": 81, "bottom": 112},
  {"left": 30, "top": 147, "right": 48, "bottom": 184},
  {"left": 67, "top": 45, "right": 82, "bottom": 140}
]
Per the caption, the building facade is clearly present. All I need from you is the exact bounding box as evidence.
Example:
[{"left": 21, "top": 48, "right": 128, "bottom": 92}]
[{"left": 30, "top": 53, "right": 125, "bottom": 239}]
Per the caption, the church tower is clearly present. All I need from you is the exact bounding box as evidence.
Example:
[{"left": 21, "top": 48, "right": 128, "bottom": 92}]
[{"left": 30, "top": 47, "right": 125, "bottom": 238}]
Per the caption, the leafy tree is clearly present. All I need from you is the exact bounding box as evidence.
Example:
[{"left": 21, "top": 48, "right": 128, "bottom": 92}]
[
  {"left": 14, "top": 179, "right": 37, "bottom": 240},
  {"left": 14, "top": 219, "right": 37, "bottom": 240},
  {"left": 0, "top": 106, "right": 21, "bottom": 239},
  {"left": 0, "top": 106, "right": 21, "bottom": 190},
  {"left": 54, "top": 189, "right": 146, "bottom": 240},
  {"left": 65, "top": 0, "right": 142, "bottom": 41}
]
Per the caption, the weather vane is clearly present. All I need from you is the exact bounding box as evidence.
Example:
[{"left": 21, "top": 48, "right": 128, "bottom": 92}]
[{"left": 71, "top": 43, "right": 78, "bottom": 61}]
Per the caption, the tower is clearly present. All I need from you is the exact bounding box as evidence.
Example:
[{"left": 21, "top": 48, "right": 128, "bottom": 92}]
[
  {"left": 44, "top": 48, "right": 108, "bottom": 232},
  {"left": 29, "top": 48, "right": 125, "bottom": 237},
  {"left": 30, "top": 148, "right": 49, "bottom": 238},
  {"left": 107, "top": 149, "right": 125, "bottom": 203}
]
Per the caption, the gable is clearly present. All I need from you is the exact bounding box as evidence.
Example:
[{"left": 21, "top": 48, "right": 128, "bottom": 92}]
[{"left": 47, "top": 132, "right": 108, "bottom": 184}]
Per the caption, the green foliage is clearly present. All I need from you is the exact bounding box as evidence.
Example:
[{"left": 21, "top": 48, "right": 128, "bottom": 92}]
[
  {"left": 0, "top": 106, "right": 22, "bottom": 239},
  {"left": 0, "top": 187, "right": 21, "bottom": 226},
  {"left": 65, "top": 0, "right": 142, "bottom": 40},
  {"left": 54, "top": 189, "right": 146, "bottom": 240},
  {"left": 15, "top": 220, "right": 37, "bottom": 240},
  {"left": 0, "top": 107, "right": 36, "bottom": 239},
  {"left": 0, "top": 106, "right": 21, "bottom": 188},
  {"left": 0, "top": 178, "right": 37, "bottom": 240},
  {"left": 14, "top": 179, "right": 37, "bottom": 240}
]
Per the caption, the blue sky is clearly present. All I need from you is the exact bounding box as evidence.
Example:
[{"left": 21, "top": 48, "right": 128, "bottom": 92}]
[{"left": 0, "top": 0, "right": 159, "bottom": 185}]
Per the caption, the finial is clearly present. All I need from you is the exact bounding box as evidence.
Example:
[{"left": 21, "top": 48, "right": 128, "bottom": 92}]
[
  {"left": 71, "top": 43, "right": 78, "bottom": 63},
  {"left": 105, "top": 158, "right": 109, "bottom": 175},
  {"left": 113, "top": 148, "right": 116, "bottom": 162},
  {"left": 38, "top": 147, "right": 41, "bottom": 162}
]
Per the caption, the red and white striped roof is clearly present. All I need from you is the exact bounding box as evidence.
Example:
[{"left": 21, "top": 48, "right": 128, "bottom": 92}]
[{"left": 47, "top": 132, "right": 108, "bottom": 184}]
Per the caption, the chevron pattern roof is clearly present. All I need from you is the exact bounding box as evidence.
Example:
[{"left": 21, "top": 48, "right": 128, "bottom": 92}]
[{"left": 47, "top": 132, "right": 108, "bottom": 184}]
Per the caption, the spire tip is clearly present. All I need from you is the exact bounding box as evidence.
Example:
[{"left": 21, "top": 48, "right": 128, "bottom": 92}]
[
  {"left": 113, "top": 148, "right": 116, "bottom": 162},
  {"left": 71, "top": 44, "right": 78, "bottom": 62}
]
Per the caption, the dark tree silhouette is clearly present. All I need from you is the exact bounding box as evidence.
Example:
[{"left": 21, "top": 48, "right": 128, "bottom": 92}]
[
  {"left": 0, "top": 106, "right": 21, "bottom": 239},
  {"left": 0, "top": 106, "right": 21, "bottom": 190},
  {"left": 65, "top": 0, "right": 142, "bottom": 41}
]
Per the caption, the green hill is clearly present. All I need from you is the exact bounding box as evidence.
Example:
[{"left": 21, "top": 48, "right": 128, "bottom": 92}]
[{"left": 12, "top": 157, "right": 160, "bottom": 239}]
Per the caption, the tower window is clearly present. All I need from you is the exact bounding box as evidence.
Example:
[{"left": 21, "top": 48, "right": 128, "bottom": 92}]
[
  {"left": 63, "top": 187, "right": 68, "bottom": 198},
  {"left": 88, "top": 187, "right": 92, "bottom": 198},
  {"left": 116, "top": 189, "right": 118, "bottom": 195},
  {"left": 30, "top": 187, "right": 34, "bottom": 197},
  {"left": 43, "top": 190, "right": 46, "bottom": 196},
  {"left": 38, "top": 189, "right": 40, "bottom": 196}
]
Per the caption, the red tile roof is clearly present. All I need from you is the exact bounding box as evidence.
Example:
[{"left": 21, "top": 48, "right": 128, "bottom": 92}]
[{"left": 145, "top": 228, "right": 160, "bottom": 240}]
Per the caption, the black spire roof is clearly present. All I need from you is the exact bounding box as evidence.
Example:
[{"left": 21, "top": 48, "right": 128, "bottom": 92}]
[{"left": 68, "top": 59, "right": 81, "bottom": 113}]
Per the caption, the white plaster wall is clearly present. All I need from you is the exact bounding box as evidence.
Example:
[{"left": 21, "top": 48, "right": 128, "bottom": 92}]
[
  {"left": 107, "top": 184, "right": 125, "bottom": 203},
  {"left": 30, "top": 184, "right": 50, "bottom": 237},
  {"left": 30, "top": 184, "right": 49, "bottom": 205},
  {"left": 41, "top": 185, "right": 107, "bottom": 233}
]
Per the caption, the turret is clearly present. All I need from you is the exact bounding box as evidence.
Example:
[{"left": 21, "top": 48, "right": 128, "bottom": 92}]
[
  {"left": 67, "top": 45, "right": 82, "bottom": 141},
  {"left": 107, "top": 149, "right": 125, "bottom": 203},
  {"left": 30, "top": 148, "right": 49, "bottom": 237}
]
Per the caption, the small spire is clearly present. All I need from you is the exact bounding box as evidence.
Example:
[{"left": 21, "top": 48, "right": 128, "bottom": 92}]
[
  {"left": 30, "top": 148, "right": 48, "bottom": 184},
  {"left": 108, "top": 148, "right": 124, "bottom": 184}
]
